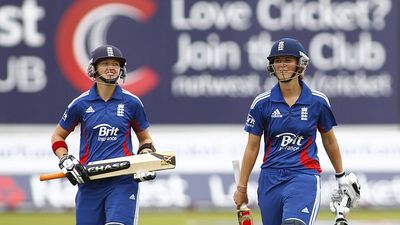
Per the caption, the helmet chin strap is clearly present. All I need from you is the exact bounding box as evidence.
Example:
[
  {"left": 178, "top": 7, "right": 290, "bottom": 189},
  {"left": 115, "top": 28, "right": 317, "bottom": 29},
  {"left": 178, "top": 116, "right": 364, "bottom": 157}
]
[
  {"left": 269, "top": 64, "right": 303, "bottom": 83},
  {"left": 277, "top": 71, "right": 302, "bottom": 83},
  {"left": 93, "top": 69, "right": 120, "bottom": 86},
  {"left": 97, "top": 75, "right": 119, "bottom": 85}
]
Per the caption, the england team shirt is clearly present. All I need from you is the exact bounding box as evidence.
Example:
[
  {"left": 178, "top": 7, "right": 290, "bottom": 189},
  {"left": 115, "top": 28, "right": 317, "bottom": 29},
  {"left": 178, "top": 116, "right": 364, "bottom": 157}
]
[
  {"left": 244, "top": 81, "right": 337, "bottom": 175},
  {"left": 59, "top": 84, "right": 149, "bottom": 166}
]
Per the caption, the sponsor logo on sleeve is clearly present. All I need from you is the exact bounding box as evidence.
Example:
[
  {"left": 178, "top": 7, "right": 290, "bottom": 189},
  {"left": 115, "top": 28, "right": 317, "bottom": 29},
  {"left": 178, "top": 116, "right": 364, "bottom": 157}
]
[
  {"left": 246, "top": 114, "right": 255, "bottom": 127},
  {"left": 62, "top": 110, "right": 68, "bottom": 121}
]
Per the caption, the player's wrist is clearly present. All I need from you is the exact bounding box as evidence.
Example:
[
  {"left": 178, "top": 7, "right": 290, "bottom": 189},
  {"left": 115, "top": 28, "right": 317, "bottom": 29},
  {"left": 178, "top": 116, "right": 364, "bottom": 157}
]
[
  {"left": 237, "top": 185, "right": 247, "bottom": 193},
  {"left": 335, "top": 171, "right": 346, "bottom": 184},
  {"left": 137, "top": 143, "right": 156, "bottom": 154},
  {"left": 59, "top": 153, "right": 69, "bottom": 161},
  {"left": 335, "top": 171, "right": 345, "bottom": 179},
  {"left": 52, "top": 140, "right": 68, "bottom": 155}
]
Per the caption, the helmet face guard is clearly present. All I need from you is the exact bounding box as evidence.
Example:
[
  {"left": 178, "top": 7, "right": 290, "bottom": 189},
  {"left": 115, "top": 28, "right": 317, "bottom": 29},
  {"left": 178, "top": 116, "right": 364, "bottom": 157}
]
[
  {"left": 87, "top": 45, "right": 127, "bottom": 84},
  {"left": 266, "top": 38, "right": 309, "bottom": 81}
]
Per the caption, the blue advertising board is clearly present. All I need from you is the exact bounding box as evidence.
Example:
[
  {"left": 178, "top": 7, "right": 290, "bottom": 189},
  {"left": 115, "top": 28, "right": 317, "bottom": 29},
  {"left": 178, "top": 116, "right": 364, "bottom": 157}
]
[
  {"left": 0, "top": 0, "right": 398, "bottom": 124},
  {"left": 2, "top": 172, "right": 400, "bottom": 210}
]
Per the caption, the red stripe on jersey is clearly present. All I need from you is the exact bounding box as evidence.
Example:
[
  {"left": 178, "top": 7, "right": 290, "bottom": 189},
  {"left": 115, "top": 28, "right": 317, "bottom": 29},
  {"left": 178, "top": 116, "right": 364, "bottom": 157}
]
[
  {"left": 69, "top": 120, "right": 79, "bottom": 132},
  {"left": 131, "top": 119, "right": 141, "bottom": 133},
  {"left": 299, "top": 138, "right": 321, "bottom": 174},
  {"left": 123, "top": 124, "right": 132, "bottom": 156},
  {"left": 80, "top": 127, "right": 89, "bottom": 165},
  {"left": 317, "top": 122, "right": 325, "bottom": 133},
  {"left": 263, "top": 140, "right": 272, "bottom": 163}
]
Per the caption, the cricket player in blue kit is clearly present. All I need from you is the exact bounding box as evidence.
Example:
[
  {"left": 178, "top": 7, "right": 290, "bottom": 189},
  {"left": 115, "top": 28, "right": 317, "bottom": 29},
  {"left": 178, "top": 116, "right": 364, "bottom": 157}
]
[
  {"left": 51, "top": 45, "right": 156, "bottom": 225},
  {"left": 233, "top": 38, "right": 360, "bottom": 225}
]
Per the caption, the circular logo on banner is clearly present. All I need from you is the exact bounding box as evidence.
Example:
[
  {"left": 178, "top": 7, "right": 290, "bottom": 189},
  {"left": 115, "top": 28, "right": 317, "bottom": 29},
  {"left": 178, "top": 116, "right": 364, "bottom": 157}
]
[{"left": 55, "top": 0, "right": 159, "bottom": 96}]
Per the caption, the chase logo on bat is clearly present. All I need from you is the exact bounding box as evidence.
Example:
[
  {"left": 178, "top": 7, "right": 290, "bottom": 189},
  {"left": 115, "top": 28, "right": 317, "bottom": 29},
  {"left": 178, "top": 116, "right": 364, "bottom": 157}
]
[{"left": 86, "top": 161, "right": 130, "bottom": 176}]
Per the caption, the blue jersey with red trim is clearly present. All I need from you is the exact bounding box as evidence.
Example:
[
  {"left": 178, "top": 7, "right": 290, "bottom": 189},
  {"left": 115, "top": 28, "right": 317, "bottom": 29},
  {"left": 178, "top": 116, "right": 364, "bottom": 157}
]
[
  {"left": 59, "top": 84, "right": 149, "bottom": 165},
  {"left": 244, "top": 81, "right": 337, "bottom": 175}
]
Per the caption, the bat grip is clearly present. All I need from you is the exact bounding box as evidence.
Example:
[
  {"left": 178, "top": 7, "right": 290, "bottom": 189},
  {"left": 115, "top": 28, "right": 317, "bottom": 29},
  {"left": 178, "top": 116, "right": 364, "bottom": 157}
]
[
  {"left": 239, "top": 204, "right": 250, "bottom": 211},
  {"left": 335, "top": 195, "right": 349, "bottom": 225},
  {"left": 232, "top": 160, "right": 241, "bottom": 185},
  {"left": 39, "top": 172, "right": 65, "bottom": 181}
]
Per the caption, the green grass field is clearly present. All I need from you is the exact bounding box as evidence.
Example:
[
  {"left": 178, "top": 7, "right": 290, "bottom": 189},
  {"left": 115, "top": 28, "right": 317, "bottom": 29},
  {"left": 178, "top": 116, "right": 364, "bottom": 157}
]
[{"left": 1, "top": 209, "right": 400, "bottom": 225}]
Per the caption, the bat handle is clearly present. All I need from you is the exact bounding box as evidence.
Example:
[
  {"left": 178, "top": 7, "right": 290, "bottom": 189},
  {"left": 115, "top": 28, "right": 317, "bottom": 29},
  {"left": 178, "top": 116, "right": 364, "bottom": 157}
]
[
  {"left": 39, "top": 172, "right": 65, "bottom": 181},
  {"left": 334, "top": 218, "right": 348, "bottom": 225},
  {"left": 239, "top": 204, "right": 250, "bottom": 211},
  {"left": 232, "top": 160, "right": 241, "bottom": 185},
  {"left": 334, "top": 195, "right": 349, "bottom": 225}
]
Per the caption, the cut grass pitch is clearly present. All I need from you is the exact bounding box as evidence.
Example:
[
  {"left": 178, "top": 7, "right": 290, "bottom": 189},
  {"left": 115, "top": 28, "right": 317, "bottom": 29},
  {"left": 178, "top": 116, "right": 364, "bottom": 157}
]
[{"left": 0, "top": 209, "right": 399, "bottom": 225}]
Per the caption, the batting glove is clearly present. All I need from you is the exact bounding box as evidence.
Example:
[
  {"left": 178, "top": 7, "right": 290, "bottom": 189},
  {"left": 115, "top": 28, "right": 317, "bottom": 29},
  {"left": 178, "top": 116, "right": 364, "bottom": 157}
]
[
  {"left": 59, "top": 154, "right": 90, "bottom": 185},
  {"left": 336, "top": 172, "right": 361, "bottom": 208},
  {"left": 133, "top": 147, "right": 157, "bottom": 182},
  {"left": 329, "top": 189, "right": 350, "bottom": 215},
  {"left": 134, "top": 171, "right": 157, "bottom": 182}
]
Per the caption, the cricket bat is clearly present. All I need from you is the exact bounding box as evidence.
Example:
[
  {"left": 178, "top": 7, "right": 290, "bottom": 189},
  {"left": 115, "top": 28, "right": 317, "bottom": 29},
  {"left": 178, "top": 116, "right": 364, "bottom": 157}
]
[
  {"left": 40, "top": 151, "right": 176, "bottom": 181},
  {"left": 232, "top": 160, "right": 253, "bottom": 225},
  {"left": 334, "top": 194, "right": 349, "bottom": 225}
]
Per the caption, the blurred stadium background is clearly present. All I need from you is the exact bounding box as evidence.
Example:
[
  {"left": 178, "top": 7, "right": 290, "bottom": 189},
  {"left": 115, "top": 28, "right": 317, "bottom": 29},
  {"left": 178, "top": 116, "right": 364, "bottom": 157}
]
[{"left": 1, "top": 0, "right": 399, "bottom": 224}]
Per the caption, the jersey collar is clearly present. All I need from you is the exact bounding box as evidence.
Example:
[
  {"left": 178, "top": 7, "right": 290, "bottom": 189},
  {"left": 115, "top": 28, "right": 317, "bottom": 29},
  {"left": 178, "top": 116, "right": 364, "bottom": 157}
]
[
  {"left": 88, "top": 83, "right": 123, "bottom": 100},
  {"left": 270, "top": 80, "right": 312, "bottom": 105}
]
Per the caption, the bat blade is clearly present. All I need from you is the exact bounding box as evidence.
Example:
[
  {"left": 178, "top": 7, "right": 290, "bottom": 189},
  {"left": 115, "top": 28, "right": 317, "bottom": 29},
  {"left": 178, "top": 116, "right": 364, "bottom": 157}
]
[
  {"left": 39, "top": 151, "right": 176, "bottom": 181},
  {"left": 87, "top": 151, "right": 176, "bottom": 180},
  {"left": 232, "top": 160, "right": 253, "bottom": 225},
  {"left": 237, "top": 207, "right": 253, "bottom": 225}
]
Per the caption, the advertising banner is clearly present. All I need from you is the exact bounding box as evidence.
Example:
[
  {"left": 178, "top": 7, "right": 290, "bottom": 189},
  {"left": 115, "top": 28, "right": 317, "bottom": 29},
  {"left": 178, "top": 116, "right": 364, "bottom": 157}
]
[
  {"left": 0, "top": 0, "right": 398, "bottom": 124},
  {"left": 1, "top": 124, "right": 400, "bottom": 209},
  {"left": 2, "top": 172, "right": 400, "bottom": 210},
  {"left": 1, "top": 125, "right": 400, "bottom": 174}
]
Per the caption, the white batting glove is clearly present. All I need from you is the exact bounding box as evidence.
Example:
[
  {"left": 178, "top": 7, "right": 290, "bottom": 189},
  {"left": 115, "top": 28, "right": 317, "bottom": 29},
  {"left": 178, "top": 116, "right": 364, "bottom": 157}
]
[
  {"left": 330, "top": 189, "right": 350, "bottom": 215},
  {"left": 59, "top": 154, "right": 90, "bottom": 185},
  {"left": 336, "top": 172, "right": 361, "bottom": 208},
  {"left": 134, "top": 171, "right": 156, "bottom": 182}
]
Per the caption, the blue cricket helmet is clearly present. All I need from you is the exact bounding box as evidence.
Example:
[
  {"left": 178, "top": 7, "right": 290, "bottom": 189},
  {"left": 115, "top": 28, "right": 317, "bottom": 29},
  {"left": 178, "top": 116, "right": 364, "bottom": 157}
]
[
  {"left": 89, "top": 44, "right": 126, "bottom": 66},
  {"left": 266, "top": 38, "right": 310, "bottom": 80},
  {"left": 267, "top": 38, "right": 308, "bottom": 61},
  {"left": 87, "top": 44, "right": 127, "bottom": 81}
]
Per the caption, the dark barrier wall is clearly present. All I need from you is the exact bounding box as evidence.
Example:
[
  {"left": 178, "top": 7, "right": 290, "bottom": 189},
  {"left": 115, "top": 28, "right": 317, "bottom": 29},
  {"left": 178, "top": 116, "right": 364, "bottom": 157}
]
[{"left": 0, "top": 0, "right": 398, "bottom": 124}]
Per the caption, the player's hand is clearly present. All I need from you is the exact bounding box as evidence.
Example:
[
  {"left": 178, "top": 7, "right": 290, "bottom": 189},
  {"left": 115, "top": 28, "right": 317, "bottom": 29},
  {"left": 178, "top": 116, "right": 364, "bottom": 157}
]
[
  {"left": 336, "top": 172, "right": 361, "bottom": 208},
  {"left": 137, "top": 143, "right": 156, "bottom": 154},
  {"left": 329, "top": 189, "right": 350, "bottom": 215},
  {"left": 133, "top": 146, "right": 157, "bottom": 182},
  {"left": 134, "top": 171, "right": 157, "bottom": 182},
  {"left": 233, "top": 186, "right": 248, "bottom": 209},
  {"left": 59, "top": 154, "right": 90, "bottom": 185},
  {"left": 139, "top": 149, "right": 154, "bottom": 154}
]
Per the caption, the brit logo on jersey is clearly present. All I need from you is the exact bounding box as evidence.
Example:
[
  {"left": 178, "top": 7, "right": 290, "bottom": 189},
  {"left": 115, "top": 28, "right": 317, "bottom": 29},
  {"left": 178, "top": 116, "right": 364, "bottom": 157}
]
[
  {"left": 275, "top": 133, "right": 304, "bottom": 151},
  {"left": 93, "top": 124, "right": 119, "bottom": 141}
]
